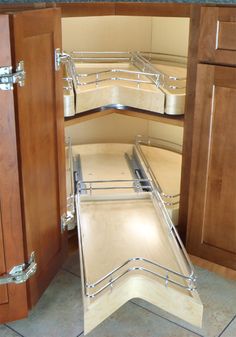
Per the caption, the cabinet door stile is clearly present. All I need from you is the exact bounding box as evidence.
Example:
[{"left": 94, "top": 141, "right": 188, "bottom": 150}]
[{"left": 0, "top": 14, "right": 28, "bottom": 323}]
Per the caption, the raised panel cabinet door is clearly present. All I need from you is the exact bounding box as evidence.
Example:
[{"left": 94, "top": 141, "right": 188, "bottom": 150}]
[
  {"left": 0, "top": 15, "right": 28, "bottom": 323},
  {"left": 198, "top": 7, "right": 236, "bottom": 65},
  {"left": 10, "top": 8, "right": 67, "bottom": 307},
  {"left": 187, "top": 64, "right": 236, "bottom": 269}
]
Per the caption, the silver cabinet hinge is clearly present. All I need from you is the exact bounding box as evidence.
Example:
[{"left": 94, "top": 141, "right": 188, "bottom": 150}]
[
  {"left": 0, "top": 61, "right": 25, "bottom": 90},
  {"left": 61, "top": 211, "right": 74, "bottom": 233},
  {"left": 0, "top": 252, "right": 37, "bottom": 285},
  {"left": 55, "top": 48, "right": 69, "bottom": 71}
]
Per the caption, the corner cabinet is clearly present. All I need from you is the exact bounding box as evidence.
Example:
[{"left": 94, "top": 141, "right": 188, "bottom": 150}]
[
  {"left": 0, "top": 8, "right": 67, "bottom": 322},
  {"left": 186, "top": 7, "right": 236, "bottom": 270},
  {"left": 0, "top": 2, "right": 236, "bottom": 326}
]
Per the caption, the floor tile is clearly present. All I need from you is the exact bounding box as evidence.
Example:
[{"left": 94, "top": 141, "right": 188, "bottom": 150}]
[
  {"left": 132, "top": 266, "right": 236, "bottom": 337},
  {"left": 220, "top": 316, "right": 236, "bottom": 337},
  {"left": 8, "top": 270, "right": 83, "bottom": 337},
  {"left": 63, "top": 251, "right": 80, "bottom": 277},
  {"left": 80, "top": 301, "right": 201, "bottom": 337},
  {"left": 0, "top": 325, "right": 22, "bottom": 337}
]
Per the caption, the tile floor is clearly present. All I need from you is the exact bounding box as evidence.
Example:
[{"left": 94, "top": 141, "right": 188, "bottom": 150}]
[{"left": 1, "top": 252, "right": 236, "bottom": 337}]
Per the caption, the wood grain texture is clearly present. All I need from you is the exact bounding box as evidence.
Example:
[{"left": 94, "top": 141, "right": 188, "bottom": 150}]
[
  {"left": 58, "top": 3, "right": 115, "bottom": 17},
  {"left": 56, "top": 2, "right": 190, "bottom": 18},
  {"left": 0, "top": 3, "right": 54, "bottom": 13},
  {"left": 198, "top": 7, "right": 236, "bottom": 65},
  {"left": 0, "top": 14, "right": 28, "bottom": 323},
  {"left": 11, "top": 8, "right": 67, "bottom": 307},
  {"left": 187, "top": 64, "right": 236, "bottom": 270},
  {"left": 0, "top": 201, "right": 8, "bottom": 305},
  {"left": 178, "top": 4, "right": 201, "bottom": 241},
  {"left": 218, "top": 22, "right": 236, "bottom": 51},
  {"left": 114, "top": 3, "right": 191, "bottom": 17}
]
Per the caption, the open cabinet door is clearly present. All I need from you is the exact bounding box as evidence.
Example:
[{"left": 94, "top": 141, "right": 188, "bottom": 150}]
[
  {"left": 0, "top": 7, "right": 67, "bottom": 323},
  {"left": 0, "top": 14, "right": 28, "bottom": 323},
  {"left": 73, "top": 143, "right": 203, "bottom": 335}
]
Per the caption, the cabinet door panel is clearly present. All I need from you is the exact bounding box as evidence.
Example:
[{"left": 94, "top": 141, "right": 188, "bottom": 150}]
[
  {"left": 187, "top": 64, "right": 236, "bottom": 269},
  {"left": 11, "top": 8, "right": 67, "bottom": 307},
  {"left": 0, "top": 15, "right": 28, "bottom": 322},
  {"left": 198, "top": 7, "right": 236, "bottom": 65}
]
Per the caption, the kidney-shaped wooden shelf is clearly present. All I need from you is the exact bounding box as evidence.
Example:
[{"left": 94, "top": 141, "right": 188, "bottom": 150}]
[{"left": 63, "top": 51, "right": 186, "bottom": 118}]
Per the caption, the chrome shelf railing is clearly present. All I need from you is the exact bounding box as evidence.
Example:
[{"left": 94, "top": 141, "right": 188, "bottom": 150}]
[{"left": 64, "top": 51, "right": 186, "bottom": 92}]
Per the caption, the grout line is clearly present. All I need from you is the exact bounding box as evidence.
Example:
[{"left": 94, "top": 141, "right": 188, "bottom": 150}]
[
  {"left": 61, "top": 268, "right": 81, "bottom": 279},
  {"left": 131, "top": 301, "right": 204, "bottom": 337},
  {"left": 218, "top": 315, "right": 236, "bottom": 337},
  {"left": 4, "top": 324, "right": 25, "bottom": 337},
  {"left": 77, "top": 331, "right": 84, "bottom": 337}
]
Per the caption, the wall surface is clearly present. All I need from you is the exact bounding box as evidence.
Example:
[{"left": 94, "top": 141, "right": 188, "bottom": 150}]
[
  {"left": 62, "top": 16, "right": 152, "bottom": 52},
  {"left": 151, "top": 17, "right": 190, "bottom": 56},
  {"left": 65, "top": 113, "right": 149, "bottom": 144}
]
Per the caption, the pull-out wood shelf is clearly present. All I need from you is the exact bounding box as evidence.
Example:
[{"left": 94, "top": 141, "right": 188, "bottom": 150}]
[
  {"left": 70, "top": 142, "right": 202, "bottom": 334},
  {"left": 72, "top": 141, "right": 181, "bottom": 224},
  {"left": 77, "top": 191, "right": 202, "bottom": 334}
]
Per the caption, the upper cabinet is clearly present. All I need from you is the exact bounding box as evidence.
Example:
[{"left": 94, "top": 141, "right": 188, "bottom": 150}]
[{"left": 198, "top": 7, "right": 236, "bottom": 65}]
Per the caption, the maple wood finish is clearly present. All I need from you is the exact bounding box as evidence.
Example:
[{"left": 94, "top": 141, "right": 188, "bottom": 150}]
[
  {"left": 198, "top": 7, "right": 236, "bottom": 65},
  {"left": 187, "top": 64, "right": 236, "bottom": 270},
  {"left": 0, "top": 15, "right": 28, "bottom": 322}
]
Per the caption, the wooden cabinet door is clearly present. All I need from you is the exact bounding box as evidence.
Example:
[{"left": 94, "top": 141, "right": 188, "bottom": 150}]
[
  {"left": 0, "top": 7, "right": 67, "bottom": 322},
  {"left": 12, "top": 8, "right": 67, "bottom": 307},
  {"left": 0, "top": 14, "right": 28, "bottom": 323},
  {"left": 187, "top": 64, "right": 236, "bottom": 270}
]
